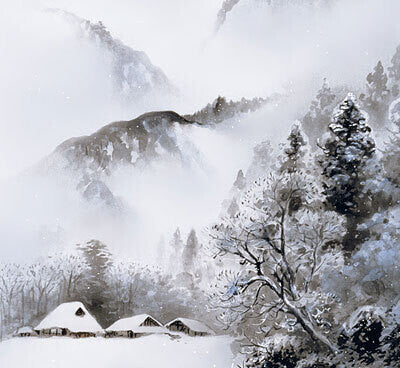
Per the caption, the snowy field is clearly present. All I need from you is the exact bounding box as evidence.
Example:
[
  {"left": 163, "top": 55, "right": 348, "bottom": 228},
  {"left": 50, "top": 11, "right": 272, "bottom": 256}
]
[{"left": 0, "top": 335, "right": 237, "bottom": 368}]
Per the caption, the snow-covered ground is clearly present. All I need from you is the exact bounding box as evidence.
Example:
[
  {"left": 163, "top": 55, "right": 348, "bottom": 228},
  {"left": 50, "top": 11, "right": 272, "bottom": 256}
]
[{"left": 0, "top": 335, "right": 237, "bottom": 368}]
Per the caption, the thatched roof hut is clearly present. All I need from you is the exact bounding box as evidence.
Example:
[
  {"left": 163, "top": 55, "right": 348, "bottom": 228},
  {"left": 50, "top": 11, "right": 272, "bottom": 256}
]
[
  {"left": 15, "top": 326, "right": 37, "bottom": 337},
  {"left": 35, "top": 301, "right": 103, "bottom": 338},
  {"left": 165, "top": 318, "right": 214, "bottom": 337},
  {"left": 106, "top": 314, "right": 167, "bottom": 338}
]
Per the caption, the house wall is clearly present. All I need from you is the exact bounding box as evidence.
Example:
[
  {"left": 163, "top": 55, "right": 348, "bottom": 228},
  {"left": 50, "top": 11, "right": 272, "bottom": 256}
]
[
  {"left": 105, "top": 330, "right": 142, "bottom": 338},
  {"left": 105, "top": 331, "right": 129, "bottom": 338},
  {"left": 37, "top": 328, "right": 67, "bottom": 337},
  {"left": 36, "top": 329, "right": 96, "bottom": 338},
  {"left": 193, "top": 331, "right": 207, "bottom": 337},
  {"left": 69, "top": 332, "right": 96, "bottom": 338},
  {"left": 167, "top": 321, "right": 208, "bottom": 337},
  {"left": 18, "top": 332, "right": 35, "bottom": 337},
  {"left": 168, "top": 321, "right": 190, "bottom": 334}
]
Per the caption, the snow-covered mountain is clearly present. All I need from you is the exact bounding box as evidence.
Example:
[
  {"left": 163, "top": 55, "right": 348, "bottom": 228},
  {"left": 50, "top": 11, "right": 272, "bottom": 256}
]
[
  {"left": 37, "top": 111, "right": 198, "bottom": 207},
  {"left": 50, "top": 111, "right": 194, "bottom": 175},
  {"left": 49, "top": 9, "right": 174, "bottom": 102},
  {"left": 42, "top": 92, "right": 274, "bottom": 181},
  {"left": 3, "top": 93, "right": 277, "bottom": 260}
]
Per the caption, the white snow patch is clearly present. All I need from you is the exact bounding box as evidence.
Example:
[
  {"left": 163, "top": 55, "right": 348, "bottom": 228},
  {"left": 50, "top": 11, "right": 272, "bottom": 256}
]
[
  {"left": 0, "top": 335, "right": 235, "bottom": 368},
  {"left": 105, "top": 142, "right": 114, "bottom": 159}
]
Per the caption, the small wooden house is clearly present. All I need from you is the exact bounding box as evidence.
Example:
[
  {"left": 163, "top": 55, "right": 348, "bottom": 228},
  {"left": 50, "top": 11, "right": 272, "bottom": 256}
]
[
  {"left": 165, "top": 318, "right": 214, "bottom": 337},
  {"left": 15, "top": 326, "right": 37, "bottom": 337},
  {"left": 35, "top": 301, "right": 103, "bottom": 338},
  {"left": 105, "top": 314, "right": 167, "bottom": 338}
]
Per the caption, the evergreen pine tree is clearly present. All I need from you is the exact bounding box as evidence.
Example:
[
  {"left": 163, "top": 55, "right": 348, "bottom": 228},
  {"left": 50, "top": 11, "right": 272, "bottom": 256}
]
[
  {"left": 225, "top": 169, "right": 247, "bottom": 218},
  {"left": 274, "top": 121, "right": 315, "bottom": 216},
  {"left": 388, "top": 45, "right": 400, "bottom": 97},
  {"left": 77, "top": 239, "right": 114, "bottom": 326},
  {"left": 168, "top": 228, "right": 184, "bottom": 273},
  {"left": 382, "top": 98, "right": 400, "bottom": 187},
  {"left": 212, "top": 96, "right": 229, "bottom": 122},
  {"left": 302, "top": 79, "right": 336, "bottom": 147},
  {"left": 246, "top": 140, "right": 273, "bottom": 182},
  {"left": 319, "top": 93, "right": 375, "bottom": 251},
  {"left": 182, "top": 229, "right": 199, "bottom": 273},
  {"left": 278, "top": 121, "right": 308, "bottom": 174},
  {"left": 361, "top": 61, "right": 389, "bottom": 124},
  {"left": 233, "top": 169, "right": 246, "bottom": 190},
  {"left": 156, "top": 236, "right": 166, "bottom": 268}
]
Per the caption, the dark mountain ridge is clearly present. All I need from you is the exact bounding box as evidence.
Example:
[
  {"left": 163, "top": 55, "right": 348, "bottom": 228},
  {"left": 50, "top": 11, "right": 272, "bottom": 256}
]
[{"left": 55, "top": 111, "right": 195, "bottom": 175}]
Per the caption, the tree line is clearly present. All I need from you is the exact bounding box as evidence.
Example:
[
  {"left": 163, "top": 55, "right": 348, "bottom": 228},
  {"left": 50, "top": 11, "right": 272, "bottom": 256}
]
[
  {"left": 0, "top": 239, "right": 213, "bottom": 338},
  {"left": 208, "top": 44, "right": 400, "bottom": 367}
]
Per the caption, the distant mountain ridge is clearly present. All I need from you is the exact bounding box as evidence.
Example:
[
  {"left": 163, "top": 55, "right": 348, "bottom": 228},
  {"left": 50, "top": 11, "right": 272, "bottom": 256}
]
[
  {"left": 36, "top": 94, "right": 273, "bottom": 207},
  {"left": 35, "top": 111, "right": 194, "bottom": 208},
  {"left": 48, "top": 95, "right": 273, "bottom": 176},
  {"left": 53, "top": 111, "right": 195, "bottom": 175},
  {"left": 48, "top": 9, "right": 174, "bottom": 101}
]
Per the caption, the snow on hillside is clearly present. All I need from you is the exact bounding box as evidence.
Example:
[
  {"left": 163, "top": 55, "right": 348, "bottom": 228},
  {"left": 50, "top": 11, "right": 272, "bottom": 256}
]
[
  {"left": 0, "top": 335, "right": 237, "bottom": 368},
  {"left": 48, "top": 111, "right": 196, "bottom": 177},
  {"left": 49, "top": 9, "right": 174, "bottom": 102}
]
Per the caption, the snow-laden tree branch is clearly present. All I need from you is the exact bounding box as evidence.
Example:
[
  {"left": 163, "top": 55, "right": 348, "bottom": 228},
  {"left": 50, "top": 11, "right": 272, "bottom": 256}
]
[{"left": 209, "top": 170, "right": 345, "bottom": 352}]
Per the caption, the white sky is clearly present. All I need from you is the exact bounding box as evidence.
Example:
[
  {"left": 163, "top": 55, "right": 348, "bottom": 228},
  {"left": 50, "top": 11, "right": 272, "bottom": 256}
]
[{"left": 1, "top": 0, "right": 400, "bottom": 261}]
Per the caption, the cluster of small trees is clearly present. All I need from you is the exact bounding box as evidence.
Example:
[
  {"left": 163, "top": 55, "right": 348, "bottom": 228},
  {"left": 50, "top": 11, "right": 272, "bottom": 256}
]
[
  {"left": 163, "top": 228, "right": 208, "bottom": 282},
  {"left": 0, "top": 240, "right": 212, "bottom": 338},
  {"left": 0, "top": 254, "right": 84, "bottom": 338},
  {"left": 186, "top": 95, "right": 271, "bottom": 125},
  {"left": 303, "top": 46, "right": 400, "bottom": 142},
  {"left": 208, "top": 44, "right": 400, "bottom": 367}
]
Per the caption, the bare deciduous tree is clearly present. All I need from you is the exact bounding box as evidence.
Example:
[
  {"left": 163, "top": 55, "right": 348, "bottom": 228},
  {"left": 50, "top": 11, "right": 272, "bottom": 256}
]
[
  {"left": 210, "top": 171, "right": 345, "bottom": 352},
  {"left": 28, "top": 261, "right": 59, "bottom": 317}
]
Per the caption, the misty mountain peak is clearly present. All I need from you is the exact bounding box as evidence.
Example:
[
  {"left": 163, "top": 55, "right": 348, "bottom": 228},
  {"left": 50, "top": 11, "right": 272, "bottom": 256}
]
[
  {"left": 49, "top": 9, "right": 174, "bottom": 101},
  {"left": 54, "top": 111, "right": 196, "bottom": 176}
]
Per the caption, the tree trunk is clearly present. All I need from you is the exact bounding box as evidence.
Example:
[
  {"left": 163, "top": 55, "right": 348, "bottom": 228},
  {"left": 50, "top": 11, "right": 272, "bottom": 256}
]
[
  {"left": 21, "top": 287, "right": 25, "bottom": 325},
  {"left": 7, "top": 292, "right": 13, "bottom": 324},
  {"left": 285, "top": 300, "right": 337, "bottom": 353},
  {"left": 44, "top": 293, "right": 48, "bottom": 314},
  {"left": 0, "top": 306, "right": 3, "bottom": 341},
  {"left": 67, "top": 273, "right": 73, "bottom": 299},
  {"left": 37, "top": 291, "right": 44, "bottom": 316}
]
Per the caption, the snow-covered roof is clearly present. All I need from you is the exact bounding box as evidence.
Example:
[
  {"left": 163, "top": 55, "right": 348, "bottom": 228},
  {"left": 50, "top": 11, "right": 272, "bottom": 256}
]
[
  {"left": 106, "top": 314, "right": 163, "bottom": 332},
  {"left": 165, "top": 318, "right": 214, "bottom": 334},
  {"left": 35, "top": 302, "right": 103, "bottom": 333},
  {"left": 17, "top": 326, "right": 35, "bottom": 334}
]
